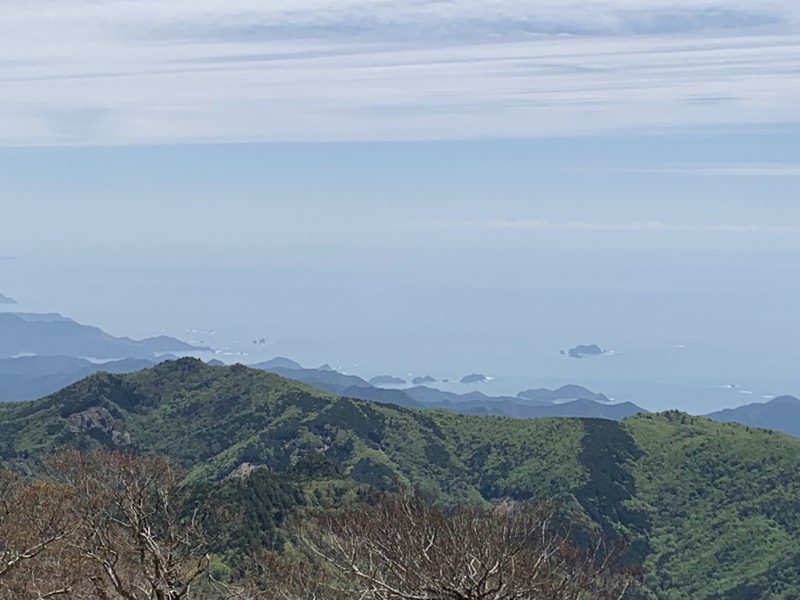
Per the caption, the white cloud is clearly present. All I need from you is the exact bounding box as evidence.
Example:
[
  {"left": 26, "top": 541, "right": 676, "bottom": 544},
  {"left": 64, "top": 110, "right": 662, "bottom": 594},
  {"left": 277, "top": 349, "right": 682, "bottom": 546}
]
[
  {"left": 1, "top": 0, "right": 799, "bottom": 144},
  {"left": 417, "top": 219, "right": 800, "bottom": 233}
]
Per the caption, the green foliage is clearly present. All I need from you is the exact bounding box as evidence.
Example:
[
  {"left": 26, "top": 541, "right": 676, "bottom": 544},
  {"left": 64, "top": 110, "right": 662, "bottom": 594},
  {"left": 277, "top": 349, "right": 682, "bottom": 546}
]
[
  {"left": 188, "top": 468, "right": 304, "bottom": 554},
  {"left": 574, "top": 418, "right": 651, "bottom": 566},
  {"left": 3, "top": 360, "right": 800, "bottom": 598},
  {"left": 625, "top": 411, "right": 800, "bottom": 598}
]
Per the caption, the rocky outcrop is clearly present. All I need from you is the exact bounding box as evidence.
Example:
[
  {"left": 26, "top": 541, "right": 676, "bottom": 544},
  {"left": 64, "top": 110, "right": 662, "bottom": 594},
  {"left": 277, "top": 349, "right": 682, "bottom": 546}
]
[{"left": 66, "top": 406, "right": 133, "bottom": 447}]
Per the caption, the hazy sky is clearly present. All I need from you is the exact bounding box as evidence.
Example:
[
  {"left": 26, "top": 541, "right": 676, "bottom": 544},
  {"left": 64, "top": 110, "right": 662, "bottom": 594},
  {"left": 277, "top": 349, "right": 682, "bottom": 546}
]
[{"left": 1, "top": 1, "right": 799, "bottom": 408}]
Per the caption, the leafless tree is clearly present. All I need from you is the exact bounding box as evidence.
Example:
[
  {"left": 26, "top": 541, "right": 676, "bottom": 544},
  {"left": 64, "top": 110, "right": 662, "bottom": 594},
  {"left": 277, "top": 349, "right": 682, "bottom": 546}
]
[
  {"left": 266, "top": 495, "right": 638, "bottom": 600},
  {"left": 0, "top": 468, "right": 83, "bottom": 599},
  {"left": 46, "top": 449, "right": 210, "bottom": 600},
  {"left": 3, "top": 451, "right": 639, "bottom": 600}
]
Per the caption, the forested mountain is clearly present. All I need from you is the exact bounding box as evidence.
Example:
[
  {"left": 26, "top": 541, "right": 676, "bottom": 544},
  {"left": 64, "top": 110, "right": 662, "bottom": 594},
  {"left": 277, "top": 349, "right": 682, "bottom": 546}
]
[
  {"left": 706, "top": 395, "right": 800, "bottom": 438},
  {"left": 1, "top": 358, "right": 799, "bottom": 598}
]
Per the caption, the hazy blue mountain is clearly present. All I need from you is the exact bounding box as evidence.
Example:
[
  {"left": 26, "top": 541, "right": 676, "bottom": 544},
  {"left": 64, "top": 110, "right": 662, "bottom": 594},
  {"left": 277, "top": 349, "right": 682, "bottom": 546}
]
[
  {"left": 432, "top": 396, "right": 642, "bottom": 420},
  {"left": 403, "top": 386, "right": 642, "bottom": 420},
  {"left": 339, "top": 385, "right": 424, "bottom": 409},
  {"left": 515, "top": 399, "right": 643, "bottom": 419},
  {"left": 0, "top": 355, "right": 92, "bottom": 377},
  {"left": 517, "top": 385, "right": 611, "bottom": 404},
  {"left": 94, "top": 358, "right": 162, "bottom": 374},
  {"left": 248, "top": 367, "right": 636, "bottom": 420},
  {"left": 369, "top": 375, "right": 406, "bottom": 385},
  {"left": 706, "top": 395, "right": 800, "bottom": 438},
  {"left": 255, "top": 366, "right": 374, "bottom": 396},
  {"left": 405, "top": 385, "right": 547, "bottom": 406},
  {"left": 0, "top": 313, "right": 207, "bottom": 359},
  {"left": 251, "top": 364, "right": 422, "bottom": 408},
  {"left": 411, "top": 375, "right": 436, "bottom": 385},
  {"left": 0, "top": 293, "right": 16, "bottom": 305},
  {"left": 252, "top": 357, "right": 304, "bottom": 370},
  {"left": 0, "top": 355, "right": 159, "bottom": 402}
]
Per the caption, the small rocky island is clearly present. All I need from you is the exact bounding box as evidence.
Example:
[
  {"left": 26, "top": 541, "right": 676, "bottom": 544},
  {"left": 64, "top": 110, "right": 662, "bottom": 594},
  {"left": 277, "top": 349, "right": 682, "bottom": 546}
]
[
  {"left": 412, "top": 375, "right": 436, "bottom": 385},
  {"left": 0, "top": 293, "right": 17, "bottom": 305},
  {"left": 562, "top": 344, "right": 604, "bottom": 359},
  {"left": 460, "top": 373, "right": 489, "bottom": 384}
]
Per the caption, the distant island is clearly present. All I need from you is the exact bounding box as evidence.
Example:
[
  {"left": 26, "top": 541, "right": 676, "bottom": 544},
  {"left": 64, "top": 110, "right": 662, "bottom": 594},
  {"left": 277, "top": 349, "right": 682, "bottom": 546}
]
[
  {"left": 412, "top": 375, "right": 436, "bottom": 385},
  {"left": 0, "top": 293, "right": 17, "bottom": 305},
  {"left": 460, "top": 373, "right": 488, "bottom": 384},
  {"left": 561, "top": 344, "right": 604, "bottom": 359},
  {"left": 0, "top": 312, "right": 208, "bottom": 360},
  {"left": 369, "top": 375, "right": 406, "bottom": 385},
  {"left": 517, "top": 384, "right": 610, "bottom": 404}
]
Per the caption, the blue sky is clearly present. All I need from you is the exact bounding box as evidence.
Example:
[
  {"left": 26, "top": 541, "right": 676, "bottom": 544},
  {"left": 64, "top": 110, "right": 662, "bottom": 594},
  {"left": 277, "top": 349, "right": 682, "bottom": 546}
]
[
  {"left": 2, "top": 135, "right": 799, "bottom": 263},
  {"left": 1, "top": 1, "right": 799, "bottom": 408}
]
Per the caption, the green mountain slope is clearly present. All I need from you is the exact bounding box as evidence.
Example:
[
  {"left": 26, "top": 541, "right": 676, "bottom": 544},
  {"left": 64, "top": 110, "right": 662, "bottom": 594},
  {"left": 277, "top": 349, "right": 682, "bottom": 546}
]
[
  {"left": 625, "top": 412, "right": 800, "bottom": 599},
  {"left": 0, "top": 359, "right": 586, "bottom": 503},
  {"left": 1, "top": 358, "right": 800, "bottom": 599}
]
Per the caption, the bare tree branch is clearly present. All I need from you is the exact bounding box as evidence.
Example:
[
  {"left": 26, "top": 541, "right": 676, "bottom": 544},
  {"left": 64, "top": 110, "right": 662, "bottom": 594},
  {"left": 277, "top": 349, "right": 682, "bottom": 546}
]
[{"left": 262, "top": 495, "right": 639, "bottom": 600}]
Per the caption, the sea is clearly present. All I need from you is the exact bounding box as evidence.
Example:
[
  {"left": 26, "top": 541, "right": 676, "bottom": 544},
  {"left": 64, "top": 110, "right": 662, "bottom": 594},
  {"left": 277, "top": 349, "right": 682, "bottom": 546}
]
[{"left": 2, "top": 248, "right": 798, "bottom": 414}]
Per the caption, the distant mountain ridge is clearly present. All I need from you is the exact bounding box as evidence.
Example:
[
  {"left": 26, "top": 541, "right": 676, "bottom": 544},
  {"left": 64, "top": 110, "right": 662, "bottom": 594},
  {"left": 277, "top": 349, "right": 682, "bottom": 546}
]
[
  {"left": 0, "top": 292, "right": 16, "bottom": 305},
  {"left": 19, "top": 343, "right": 800, "bottom": 430},
  {"left": 252, "top": 356, "right": 304, "bottom": 370},
  {"left": 369, "top": 375, "right": 406, "bottom": 385},
  {"left": 0, "top": 312, "right": 207, "bottom": 360},
  {"left": 257, "top": 365, "right": 374, "bottom": 393},
  {"left": 0, "top": 355, "right": 166, "bottom": 402},
  {"left": 517, "top": 384, "right": 611, "bottom": 404},
  {"left": 15, "top": 343, "right": 800, "bottom": 431},
  {"left": 253, "top": 361, "right": 644, "bottom": 420},
  {"left": 706, "top": 395, "right": 800, "bottom": 438},
  {"left": 8, "top": 352, "right": 800, "bottom": 430}
]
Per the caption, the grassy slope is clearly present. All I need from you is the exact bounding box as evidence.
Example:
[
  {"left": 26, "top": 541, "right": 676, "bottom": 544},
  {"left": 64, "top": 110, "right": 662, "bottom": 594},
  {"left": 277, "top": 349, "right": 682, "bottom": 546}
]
[{"left": 2, "top": 359, "right": 800, "bottom": 598}]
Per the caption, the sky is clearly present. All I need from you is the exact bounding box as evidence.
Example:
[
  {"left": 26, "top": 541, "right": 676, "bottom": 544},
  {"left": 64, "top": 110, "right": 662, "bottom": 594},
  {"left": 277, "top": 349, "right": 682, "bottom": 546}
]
[
  {"left": 1, "top": 0, "right": 799, "bottom": 410},
  {"left": 2, "top": 0, "right": 800, "bottom": 143}
]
